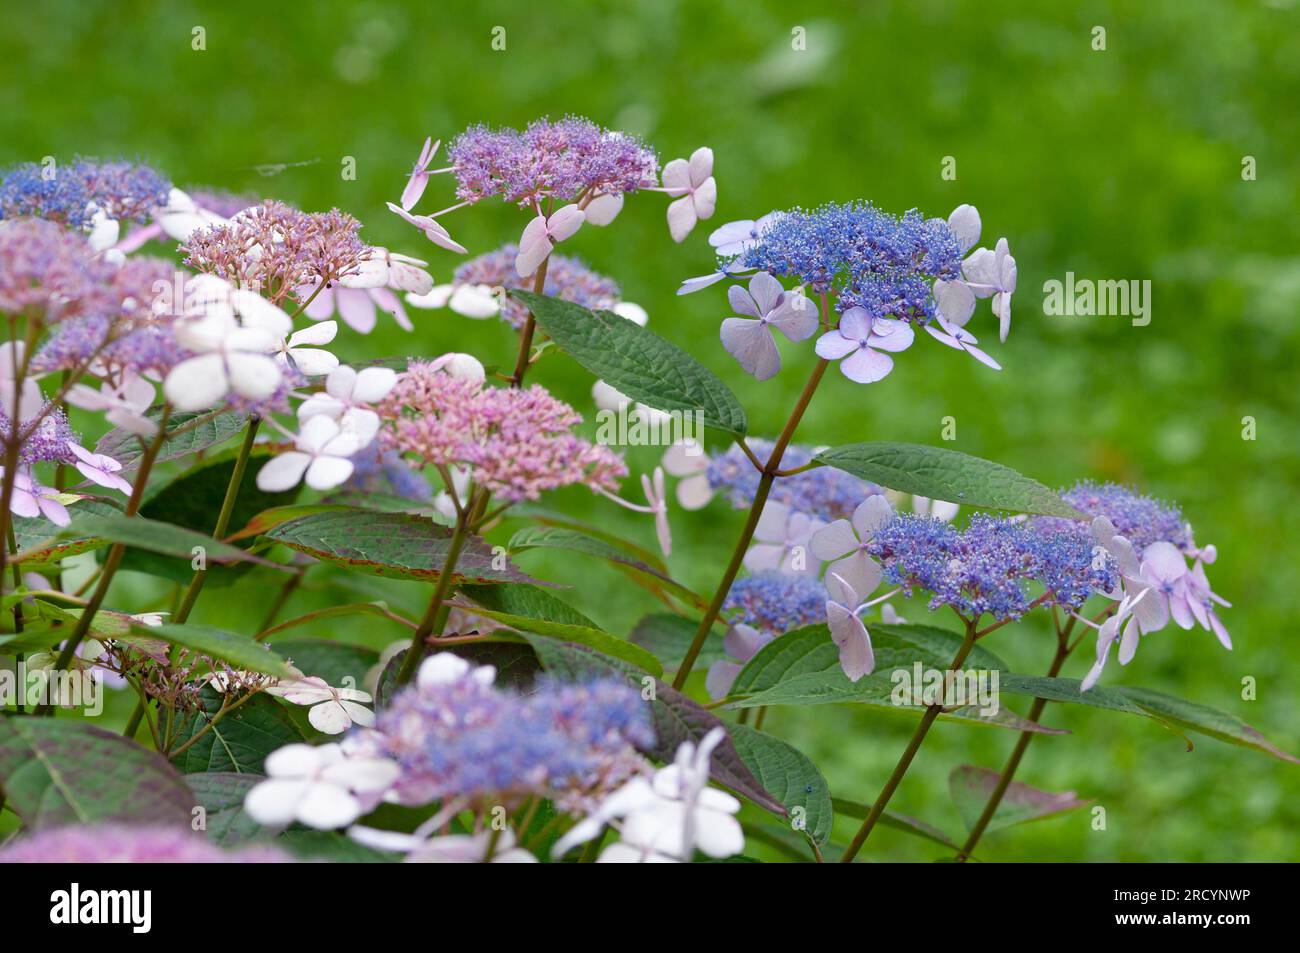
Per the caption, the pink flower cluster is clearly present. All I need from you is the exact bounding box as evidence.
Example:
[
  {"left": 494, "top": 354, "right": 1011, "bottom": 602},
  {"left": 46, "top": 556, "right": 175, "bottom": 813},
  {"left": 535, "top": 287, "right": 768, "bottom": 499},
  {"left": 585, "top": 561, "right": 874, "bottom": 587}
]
[
  {"left": 0, "top": 218, "right": 116, "bottom": 319},
  {"left": 183, "top": 200, "right": 366, "bottom": 303},
  {"left": 378, "top": 363, "right": 626, "bottom": 501},
  {"left": 0, "top": 824, "right": 293, "bottom": 863}
]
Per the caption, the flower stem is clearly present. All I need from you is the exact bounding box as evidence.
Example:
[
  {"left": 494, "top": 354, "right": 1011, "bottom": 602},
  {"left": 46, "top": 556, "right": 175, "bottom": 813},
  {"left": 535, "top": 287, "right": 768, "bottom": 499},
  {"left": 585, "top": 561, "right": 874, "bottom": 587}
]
[
  {"left": 839, "top": 617, "right": 979, "bottom": 862},
  {"left": 510, "top": 256, "right": 550, "bottom": 387},
  {"left": 394, "top": 489, "right": 484, "bottom": 686},
  {"left": 35, "top": 407, "right": 174, "bottom": 715},
  {"left": 671, "top": 355, "right": 830, "bottom": 690},
  {"left": 954, "top": 638, "right": 1071, "bottom": 862},
  {"left": 172, "top": 417, "right": 261, "bottom": 623}
]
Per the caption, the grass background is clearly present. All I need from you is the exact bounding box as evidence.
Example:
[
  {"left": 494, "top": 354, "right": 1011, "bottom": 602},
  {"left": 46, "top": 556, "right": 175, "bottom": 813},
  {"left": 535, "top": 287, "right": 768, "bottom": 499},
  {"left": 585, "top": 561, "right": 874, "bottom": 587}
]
[{"left": 3, "top": 0, "right": 1298, "bottom": 860}]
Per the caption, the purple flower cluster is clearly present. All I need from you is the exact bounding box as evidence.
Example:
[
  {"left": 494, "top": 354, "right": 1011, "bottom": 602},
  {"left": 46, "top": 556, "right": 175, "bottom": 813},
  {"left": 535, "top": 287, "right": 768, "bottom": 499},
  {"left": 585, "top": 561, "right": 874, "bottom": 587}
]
[
  {"left": 706, "top": 440, "right": 882, "bottom": 522},
  {"left": 448, "top": 117, "right": 658, "bottom": 208},
  {"left": 377, "top": 674, "right": 654, "bottom": 803},
  {"left": 0, "top": 824, "right": 292, "bottom": 863},
  {"left": 868, "top": 513, "right": 1118, "bottom": 621},
  {"left": 34, "top": 256, "right": 187, "bottom": 376},
  {"left": 724, "top": 571, "right": 828, "bottom": 635},
  {"left": 5, "top": 404, "right": 76, "bottom": 465},
  {"left": 183, "top": 200, "right": 367, "bottom": 303},
  {"left": 454, "top": 243, "right": 621, "bottom": 329},
  {"left": 0, "top": 218, "right": 117, "bottom": 320},
  {"left": 739, "top": 202, "right": 964, "bottom": 322},
  {"left": 0, "top": 158, "right": 171, "bottom": 228},
  {"left": 1036, "top": 481, "right": 1190, "bottom": 552}
]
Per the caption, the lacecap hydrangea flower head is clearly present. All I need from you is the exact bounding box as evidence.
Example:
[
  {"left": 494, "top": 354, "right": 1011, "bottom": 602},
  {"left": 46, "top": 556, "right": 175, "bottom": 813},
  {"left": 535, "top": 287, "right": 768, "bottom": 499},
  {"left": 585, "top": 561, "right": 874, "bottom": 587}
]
[
  {"left": 376, "top": 359, "right": 627, "bottom": 502},
  {"left": 688, "top": 203, "right": 1015, "bottom": 384}
]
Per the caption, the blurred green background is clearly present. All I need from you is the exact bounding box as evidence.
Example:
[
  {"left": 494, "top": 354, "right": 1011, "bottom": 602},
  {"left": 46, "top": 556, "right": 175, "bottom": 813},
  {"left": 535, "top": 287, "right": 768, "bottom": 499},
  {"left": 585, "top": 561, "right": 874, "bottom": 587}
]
[{"left": 3, "top": 0, "right": 1298, "bottom": 860}]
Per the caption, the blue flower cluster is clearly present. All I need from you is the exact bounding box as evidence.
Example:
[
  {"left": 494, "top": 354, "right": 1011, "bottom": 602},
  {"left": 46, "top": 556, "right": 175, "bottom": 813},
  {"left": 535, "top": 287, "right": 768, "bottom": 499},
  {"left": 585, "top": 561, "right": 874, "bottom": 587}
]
[
  {"left": 1036, "top": 481, "right": 1190, "bottom": 552},
  {"left": 377, "top": 675, "right": 654, "bottom": 802},
  {"left": 724, "top": 571, "right": 828, "bottom": 635},
  {"left": 0, "top": 158, "right": 171, "bottom": 228},
  {"left": 706, "top": 440, "right": 882, "bottom": 522},
  {"left": 868, "top": 513, "right": 1118, "bottom": 621},
  {"left": 738, "top": 201, "right": 963, "bottom": 321}
]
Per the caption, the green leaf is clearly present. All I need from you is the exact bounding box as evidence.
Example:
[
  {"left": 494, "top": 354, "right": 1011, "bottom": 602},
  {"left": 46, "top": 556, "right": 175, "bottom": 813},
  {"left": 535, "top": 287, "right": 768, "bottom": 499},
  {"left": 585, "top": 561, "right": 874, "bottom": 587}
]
[
  {"left": 460, "top": 582, "right": 599, "bottom": 629},
  {"left": 167, "top": 686, "right": 306, "bottom": 774},
  {"left": 513, "top": 505, "right": 671, "bottom": 574},
  {"left": 730, "top": 622, "right": 1007, "bottom": 697},
  {"left": 141, "top": 621, "right": 296, "bottom": 678},
  {"left": 121, "top": 448, "right": 301, "bottom": 585},
  {"left": 948, "top": 764, "right": 1091, "bottom": 834},
  {"left": 813, "top": 442, "right": 1085, "bottom": 518},
  {"left": 450, "top": 603, "right": 662, "bottom": 677},
  {"left": 511, "top": 289, "right": 748, "bottom": 436},
  {"left": 277, "top": 829, "right": 397, "bottom": 862},
  {"left": 14, "top": 511, "right": 273, "bottom": 568},
  {"left": 11, "top": 498, "right": 121, "bottom": 566},
  {"left": 630, "top": 613, "right": 725, "bottom": 670},
  {"left": 96, "top": 409, "right": 249, "bottom": 470},
  {"left": 1117, "top": 685, "right": 1300, "bottom": 765},
  {"left": 509, "top": 526, "right": 698, "bottom": 599},
  {"left": 184, "top": 772, "right": 264, "bottom": 845},
  {"left": 730, "top": 725, "right": 833, "bottom": 845},
  {"left": 269, "top": 639, "right": 379, "bottom": 688},
  {"left": 0, "top": 719, "right": 194, "bottom": 829},
  {"left": 264, "top": 509, "right": 538, "bottom": 585},
  {"left": 525, "top": 637, "right": 785, "bottom": 814}
]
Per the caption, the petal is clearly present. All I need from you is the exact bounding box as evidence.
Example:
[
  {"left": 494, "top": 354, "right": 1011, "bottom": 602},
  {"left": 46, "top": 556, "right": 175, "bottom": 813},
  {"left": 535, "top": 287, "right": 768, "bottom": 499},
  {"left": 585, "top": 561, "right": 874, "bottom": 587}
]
[
  {"left": 742, "top": 543, "right": 785, "bottom": 573},
  {"left": 720, "top": 318, "right": 780, "bottom": 380},
  {"left": 308, "top": 700, "right": 354, "bottom": 734},
  {"left": 243, "top": 779, "right": 311, "bottom": 826},
  {"left": 305, "top": 455, "right": 355, "bottom": 491},
  {"left": 295, "top": 783, "right": 363, "bottom": 829},
  {"left": 828, "top": 551, "right": 882, "bottom": 599},
  {"left": 661, "top": 441, "right": 708, "bottom": 477},
  {"left": 515, "top": 216, "right": 552, "bottom": 277},
  {"left": 839, "top": 347, "right": 894, "bottom": 384},
  {"left": 852, "top": 494, "right": 894, "bottom": 538},
  {"left": 225, "top": 353, "right": 282, "bottom": 402},
  {"left": 676, "top": 474, "right": 713, "bottom": 510},
  {"left": 546, "top": 204, "right": 585, "bottom": 242},
  {"left": 726, "top": 283, "right": 761, "bottom": 319},
  {"left": 666, "top": 195, "right": 697, "bottom": 243},
  {"left": 866, "top": 322, "right": 915, "bottom": 352},
  {"left": 814, "top": 330, "right": 857, "bottom": 361},
  {"left": 948, "top": 204, "right": 981, "bottom": 254},
  {"left": 163, "top": 353, "right": 228, "bottom": 412},
  {"left": 705, "top": 660, "right": 743, "bottom": 700},
  {"left": 688, "top": 146, "right": 714, "bottom": 187},
  {"left": 660, "top": 158, "right": 691, "bottom": 195},
  {"left": 337, "top": 288, "right": 378, "bottom": 334},
  {"left": 838, "top": 306, "right": 871, "bottom": 339},
  {"left": 827, "top": 602, "right": 874, "bottom": 681},
  {"left": 768, "top": 302, "right": 820, "bottom": 342},
  {"left": 810, "top": 519, "right": 856, "bottom": 561},
  {"left": 753, "top": 501, "right": 791, "bottom": 543},
  {"left": 583, "top": 192, "right": 624, "bottom": 226},
  {"left": 288, "top": 321, "right": 339, "bottom": 347},
  {"left": 691, "top": 176, "right": 717, "bottom": 220},
  {"left": 934, "top": 279, "right": 976, "bottom": 326},
  {"left": 352, "top": 367, "right": 398, "bottom": 403},
  {"left": 286, "top": 347, "right": 340, "bottom": 377}
]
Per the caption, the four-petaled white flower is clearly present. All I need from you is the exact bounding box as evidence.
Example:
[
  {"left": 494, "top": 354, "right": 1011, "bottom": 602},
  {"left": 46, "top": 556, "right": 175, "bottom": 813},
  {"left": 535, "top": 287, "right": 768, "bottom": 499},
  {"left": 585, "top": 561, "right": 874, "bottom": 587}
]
[
  {"left": 962, "top": 237, "right": 1017, "bottom": 342},
  {"left": 243, "top": 742, "right": 400, "bottom": 829},
  {"left": 6, "top": 470, "right": 70, "bottom": 526},
  {"left": 720, "top": 271, "right": 819, "bottom": 381},
  {"left": 814, "top": 308, "right": 915, "bottom": 384},
  {"left": 256, "top": 416, "right": 371, "bottom": 493},
  {"left": 1077, "top": 589, "right": 1148, "bottom": 692},
  {"left": 516, "top": 204, "right": 585, "bottom": 277},
  {"left": 265, "top": 675, "right": 376, "bottom": 733},
  {"left": 810, "top": 494, "right": 893, "bottom": 597},
  {"left": 663, "top": 147, "right": 717, "bottom": 243},
  {"left": 297, "top": 364, "right": 398, "bottom": 437},
  {"left": 386, "top": 202, "right": 468, "bottom": 255},
  {"left": 745, "top": 500, "right": 824, "bottom": 577},
  {"left": 163, "top": 276, "right": 289, "bottom": 411},
  {"left": 67, "top": 443, "right": 132, "bottom": 494},
  {"left": 552, "top": 726, "right": 744, "bottom": 863},
  {"left": 267, "top": 319, "right": 340, "bottom": 377}
]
